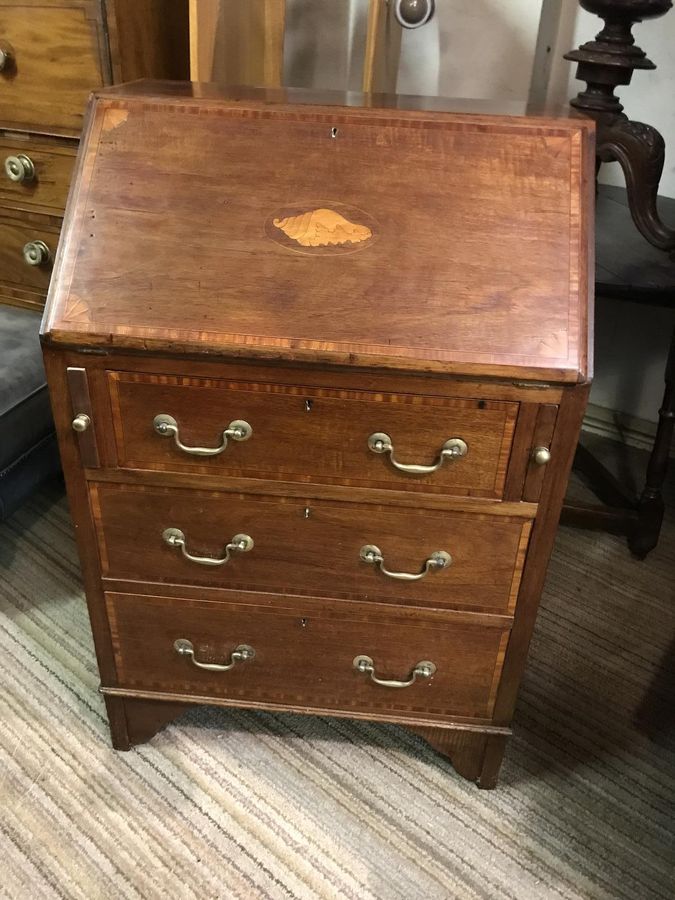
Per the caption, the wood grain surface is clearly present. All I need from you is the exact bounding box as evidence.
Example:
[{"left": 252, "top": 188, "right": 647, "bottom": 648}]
[
  {"left": 363, "top": 0, "right": 402, "bottom": 93},
  {"left": 42, "top": 84, "right": 594, "bottom": 382},
  {"left": 106, "top": 590, "right": 511, "bottom": 721},
  {"left": 523, "top": 403, "right": 558, "bottom": 502},
  {"left": 189, "top": 0, "right": 285, "bottom": 87},
  {"left": 0, "top": 134, "right": 76, "bottom": 214},
  {"left": 492, "top": 383, "right": 591, "bottom": 725},
  {"left": 90, "top": 482, "right": 532, "bottom": 614},
  {"left": 107, "top": 370, "right": 517, "bottom": 497},
  {"left": 40, "top": 84, "right": 594, "bottom": 785},
  {"left": 0, "top": 206, "right": 59, "bottom": 294},
  {"left": 67, "top": 365, "right": 100, "bottom": 468},
  {"left": 60, "top": 347, "right": 567, "bottom": 403},
  {"left": 106, "top": 0, "right": 189, "bottom": 84},
  {"left": 0, "top": 1, "right": 106, "bottom": 136},
  {"left": 0, "top": 280, "right": 46, "bottom": 310}
]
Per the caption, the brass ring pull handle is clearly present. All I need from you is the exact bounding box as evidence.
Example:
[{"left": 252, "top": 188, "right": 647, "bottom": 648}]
[
  {"left": 360, "top": 544, "right": 451, "bottom": 581},
  {"left": 353, "top": 655, "right": 436, "bottom": 688},
  {"left": 23, "top": 240, "right": 51, "bottom": 267},
  {"left": 163, "top": 527, "right": 254, "bottom": 566},
  {"left": 367, "top": 432, "right": 468, "bottom": 475},
  {"left": 0, "top": 41, "right": 14, "bottom": 72},
  {"left": 153, "top": 413, "right": 252, "bottom": 456},
  {"left": 174, "top": 639, "right": 255, "bottom": 672},
  {"left": 5, "top": 154, "right": 35, "bottom": 183}
]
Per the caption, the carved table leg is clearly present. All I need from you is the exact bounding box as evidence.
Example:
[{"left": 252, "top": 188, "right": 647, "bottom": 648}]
[
  {"left": 597, "top": 117, "right": 675, "bottom": 254},
  {"left": 104, "top": 695, "right": 193, "bottom": 750},
  {"left": 408, "top": 726, "right": 509, "bottom": 789},
  {"left": 565, "top": 0, "right": 675, "bottom": 256},
  {"left": 629, "top": 325, "right": 675, "bottom": 557}
]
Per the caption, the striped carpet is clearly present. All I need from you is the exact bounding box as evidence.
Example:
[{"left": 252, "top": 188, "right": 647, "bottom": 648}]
[{"left": 1, "top": 444, "right": 673, "bottom": 899}]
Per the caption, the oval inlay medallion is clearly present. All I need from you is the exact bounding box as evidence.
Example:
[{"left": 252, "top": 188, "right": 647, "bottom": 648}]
[{"left": 266, "top": 202, "right": 379, "bottom": 255}]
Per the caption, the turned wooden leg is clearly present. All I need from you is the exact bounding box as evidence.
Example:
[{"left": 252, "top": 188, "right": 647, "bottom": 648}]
[
  {"left": 104, "top": 695, "right": 193, "bottom": 750},
  {"left": 409, "top": 726, "right": 509, "bottom": 789},
  {"left": 629, "top": 325, "right": 675, "bottom": 558}
]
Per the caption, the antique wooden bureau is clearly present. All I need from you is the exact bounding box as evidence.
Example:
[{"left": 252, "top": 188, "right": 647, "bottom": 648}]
[{"left": 41, "top": 81, "right": 594, "bottom": 788}]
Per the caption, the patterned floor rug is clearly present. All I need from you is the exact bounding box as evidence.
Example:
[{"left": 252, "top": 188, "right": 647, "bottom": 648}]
[{"left": 1, "top": 442, "right": 673, "bottom": 899}]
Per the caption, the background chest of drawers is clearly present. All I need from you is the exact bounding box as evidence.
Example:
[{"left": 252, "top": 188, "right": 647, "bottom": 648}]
[
  {"left": 41, "top": 82, "right": 594, "bottom": 788},
  {"left": 0, "top": 0, "right": 188, "bottom": 311}
]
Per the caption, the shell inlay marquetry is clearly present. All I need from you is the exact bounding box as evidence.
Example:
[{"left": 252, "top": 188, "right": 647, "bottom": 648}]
[{"left": 272, "top": 208, "right": 373, "bottom": 248}]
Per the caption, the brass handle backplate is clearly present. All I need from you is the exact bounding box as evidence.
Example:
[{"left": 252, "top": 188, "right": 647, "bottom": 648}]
[
  {"left": 174, "top": 639, "right": 255, "bottom": 672},
  {"left": 163, "top": 527, "right": 254, "bottom": 567},
  {"left": 353, "top": 654, "right": 436, "bottom": 688},
  {"left": 368, "top": 432, "right": 468, "bottom": 475},
  {"left": 360, "top": 544, "right": 451, "bottom": 581},
  {"left": 153, "top": 413, "right": 252, "bottom": 456},
  {"left": 23, "top": 240, "right": 51, "bottom": 267},
  {"left": 5, "top": 154, "right": 35, "bottom": 183}
]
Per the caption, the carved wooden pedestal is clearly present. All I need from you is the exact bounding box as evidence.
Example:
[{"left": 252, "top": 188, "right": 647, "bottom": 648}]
[{"left": 565, "top": 0, "right": 675, "bottom": 257}]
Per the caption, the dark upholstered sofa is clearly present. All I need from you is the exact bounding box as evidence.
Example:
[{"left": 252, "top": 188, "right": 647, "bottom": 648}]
[{"left": 0, "top": 305, "right": 61, "bottom": 521}]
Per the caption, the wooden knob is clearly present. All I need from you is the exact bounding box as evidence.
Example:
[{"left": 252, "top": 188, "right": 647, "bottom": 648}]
[
  {"left": 23, "top": 240, "right": 51, "bottom": 267},
  {"left": 5, "top": 154, "right": 35, "bottom": 183}
]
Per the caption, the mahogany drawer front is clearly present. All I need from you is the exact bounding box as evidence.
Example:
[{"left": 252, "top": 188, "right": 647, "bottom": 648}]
[
  {"left": 0, "top": 210, "right": 59, "bottom": 292},
  {"left": 107, "top": 372, "right": 518, "bottom": 498},
  {"left": 106, "top": 591, "right": 511, "bottom": 722},
  {"left": 0, "top": 3, "right": 106, "bottom": 134},
  {"left": 0, "top": 136, "right": 76, "bottom": 213},
  {"left": 0, "top": 279, "right": 45, "bottom": 310},
  {"left": 92, "top": 483, "right": 531, "bottom": 615}
]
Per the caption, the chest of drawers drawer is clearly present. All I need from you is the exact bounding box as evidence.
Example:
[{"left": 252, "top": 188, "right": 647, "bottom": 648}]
[
  {"left": 107, "top": 371, "right": 518, "bottom": 498},
  {"left": 0, "top": 207, "right": 58, "bottom": 296},
  {"left": 0, "top": 135, "right": 76, "bottom": 212},
  {"left": 0, "top": 1, "right": 106, "bottom": 135},
  {"left": 91, "top": 482, "right": 532, "bottom": 615},
  {"left": 106, "top": 590, "right": 511, "bottom": 723}
]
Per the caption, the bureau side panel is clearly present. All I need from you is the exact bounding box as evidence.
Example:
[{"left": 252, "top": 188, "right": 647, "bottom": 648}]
[
  {"left": 492, "top": 383, "right": 591, "bottom": 724},
  {"left": 41, "top": 348, "right": 118, "bottom": 684}
]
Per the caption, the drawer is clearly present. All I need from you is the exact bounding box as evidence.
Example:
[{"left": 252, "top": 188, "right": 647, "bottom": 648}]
[
  {"left": 106, "top": 591, "right": 512, "bottom": 722},
  {"left": 92, "top": 483, "right": 532, "bottom": 614},
  {"left": 0, "top": 135, "right": 76, "bottom": 213},
  {"left": 107, "top": 372, "right": 518, "bottom": 498},
  {"left": 0, "top": 2, "right": 106, "bottom": 134},
  {"left": 0, "top": 209, "right": 60, "bottom": 292},
  {"left": 0, "top": 279, "right": 46, "bottom": 310}
]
